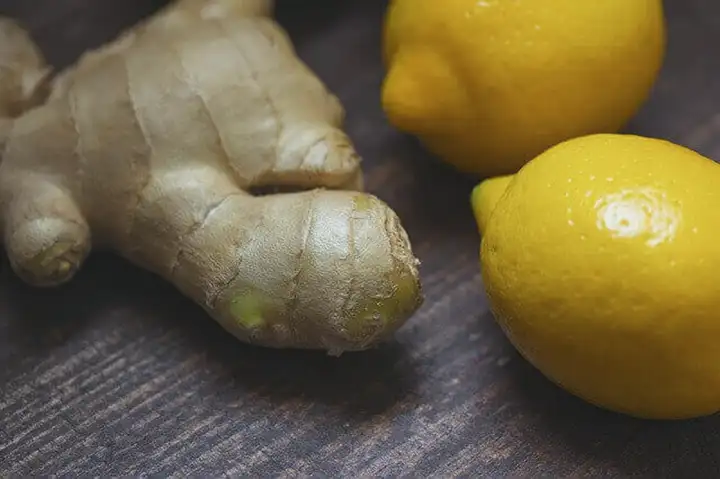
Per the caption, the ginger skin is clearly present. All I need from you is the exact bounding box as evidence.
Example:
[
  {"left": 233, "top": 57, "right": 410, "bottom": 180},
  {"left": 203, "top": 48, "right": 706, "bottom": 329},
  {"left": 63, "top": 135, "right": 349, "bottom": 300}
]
[
  {"left": 0, "top": 0, "right": 423, "bottom": 354},
  {"left": 0, "top": 18, "right": 50, "bottom": 119}
]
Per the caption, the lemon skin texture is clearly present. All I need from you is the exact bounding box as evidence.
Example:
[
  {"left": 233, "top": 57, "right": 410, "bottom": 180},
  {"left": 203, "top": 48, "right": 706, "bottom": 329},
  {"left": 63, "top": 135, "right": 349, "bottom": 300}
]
[
  {"left": 382, "top": 0, "right": 666, "bottom": 177},
  {"left": 479, "top": 133, "right": 720, "bottom": 420}
]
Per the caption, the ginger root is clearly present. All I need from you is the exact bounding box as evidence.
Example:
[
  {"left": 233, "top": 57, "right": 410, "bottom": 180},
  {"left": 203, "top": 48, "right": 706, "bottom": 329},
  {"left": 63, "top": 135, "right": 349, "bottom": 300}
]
[
  {"left": 0, "top": 18, "right": 49, "bottom": 119},
  {"left": 0, "top": 0, "right": 423, "bottom": 354}
]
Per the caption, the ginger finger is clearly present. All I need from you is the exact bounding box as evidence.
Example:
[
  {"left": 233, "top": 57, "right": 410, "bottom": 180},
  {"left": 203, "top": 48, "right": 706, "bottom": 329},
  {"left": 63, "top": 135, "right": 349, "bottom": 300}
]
[
  {"left": 0, "top": 18, "right": 51, "bottom": 118},
  {"left": 3, "top": 176, "right": 90, "bottom": 286},
  {"left": 111, "top": 165, "right": 419, "bottom": 352},
  {"left": 0, "top": 18, "right": 86, "bottom": 286},
  {"left": 131, "top": 0, "right": 358, "bottom": 191},
  {"left": 163, "top": 14, "right": 358, "bottom": 190},
  {"left": 1, "top": 100, "right": 94, "bottom": 286},
  {"left": 187, "top": 190, "right": 420, "bottom": 353}
]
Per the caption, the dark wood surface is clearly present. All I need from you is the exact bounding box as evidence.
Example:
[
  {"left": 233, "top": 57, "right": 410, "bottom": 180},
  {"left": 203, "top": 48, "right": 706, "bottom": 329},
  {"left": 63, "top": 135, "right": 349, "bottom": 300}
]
[{"left": 1, "top": 0, "right": 719, "bottom": 476}]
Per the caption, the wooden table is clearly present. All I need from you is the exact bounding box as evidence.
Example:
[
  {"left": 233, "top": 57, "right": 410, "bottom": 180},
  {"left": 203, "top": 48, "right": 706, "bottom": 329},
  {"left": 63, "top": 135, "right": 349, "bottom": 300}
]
[{"left": 1, "top": 0, "right": 719, "bottom": 476}]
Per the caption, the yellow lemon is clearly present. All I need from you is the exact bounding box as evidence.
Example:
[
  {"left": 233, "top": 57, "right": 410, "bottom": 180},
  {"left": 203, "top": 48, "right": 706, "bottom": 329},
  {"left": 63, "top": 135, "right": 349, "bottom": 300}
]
[
  {"left": 473, "top": 134, "right": 720, "bottom": 420},
  {"left": 382, "top": 0, "right": 666, "bottom": 177},
  {"left": 470, "top": 174, "right": 513, "bottom": 235}
]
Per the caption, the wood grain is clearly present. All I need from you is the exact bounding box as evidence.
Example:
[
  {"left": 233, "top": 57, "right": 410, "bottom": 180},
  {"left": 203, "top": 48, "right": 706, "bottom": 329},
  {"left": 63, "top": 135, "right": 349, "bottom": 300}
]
[{"left": 1, "top": 0, "right": 720, "bottom": 476}]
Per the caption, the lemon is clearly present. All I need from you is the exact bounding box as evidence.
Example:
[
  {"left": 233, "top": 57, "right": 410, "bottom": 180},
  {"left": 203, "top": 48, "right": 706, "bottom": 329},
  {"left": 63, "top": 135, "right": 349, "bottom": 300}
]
[
  {"left": 473, "top": 134, "right": 720, "bottom": 420},
  {"left": 470, "top": 175, "right": 513, "bottom": 235},
  {"left": 382, "top": 0, "right": 666, "bottom": 177}
]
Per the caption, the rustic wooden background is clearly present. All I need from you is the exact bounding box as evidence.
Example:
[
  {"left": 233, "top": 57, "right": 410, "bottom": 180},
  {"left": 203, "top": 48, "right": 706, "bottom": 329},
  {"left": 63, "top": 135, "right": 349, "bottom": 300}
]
[{"left": 1, "top": 0, "right": 719, "bottom": 476}]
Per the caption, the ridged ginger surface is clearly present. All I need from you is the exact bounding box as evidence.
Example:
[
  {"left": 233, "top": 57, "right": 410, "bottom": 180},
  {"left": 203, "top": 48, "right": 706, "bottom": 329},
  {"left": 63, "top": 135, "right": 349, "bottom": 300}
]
[{"left": 0, "top": 0, "right": 423, "bottom": 354}]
